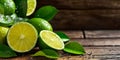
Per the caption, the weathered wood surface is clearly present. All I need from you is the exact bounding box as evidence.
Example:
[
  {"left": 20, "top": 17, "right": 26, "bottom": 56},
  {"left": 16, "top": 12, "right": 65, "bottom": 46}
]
[
  {"left": 51, "top": 10, "right": 120, "bottom": 30},
  {"left": 37, "top": 0, "right": 120, "bottom": 9},
  {"left": 0, "top": 30, "right": 120, "bottom": 60}
]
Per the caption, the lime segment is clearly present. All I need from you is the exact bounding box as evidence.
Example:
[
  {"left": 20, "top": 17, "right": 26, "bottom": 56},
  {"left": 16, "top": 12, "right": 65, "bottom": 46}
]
[
  {"left": 26, "top": 0, "right": 36, "bottom": 16},
  {"left": 39, "top": 30, "right": 64, "bottom": 50},
  {"left": 7, "top": 22, "right": 38, "bottom": 53}
]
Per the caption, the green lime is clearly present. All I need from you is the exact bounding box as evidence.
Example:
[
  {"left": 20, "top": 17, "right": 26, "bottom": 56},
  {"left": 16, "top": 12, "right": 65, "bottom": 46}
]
[
  {"left": 7, "top": 22, "right": 38, "bottom": 53},
  {"left": 0, "top": 0, "right": 16, "bottom": 15},
  {"left": 32, "top": 49, "right": 59, "bottom": 59},
  {"left": 0, "top": 14, "right": 16, "bottom": 26},
  {"left": 38, "top": 30, "right": 64, "bottom": 50},
  {"left": 63, "top": 41, "right": 85, "bottom": 54},
  {"left": 34, "top": 5, "right": 58, "bottom": 21},
  {"left": 55, "top": 31, "right": 70, "bottom": 42},
  {"left": 28, "top": 18, "right": 53, "bottom": 32},
  {"left": 0, "top": 3, "right": 4, "bottom": 14},
  {"left": 0, "top": 44, "right": 17, "bottom": 58},
  {"left": 14, "top": 0, "right": 27, "bottom": 17},
  {"left": 0, "top": 26, "right": 9, "bottom": 44},
  {"left": 26, "top": 0, "right": 36, "bottom": 16}
]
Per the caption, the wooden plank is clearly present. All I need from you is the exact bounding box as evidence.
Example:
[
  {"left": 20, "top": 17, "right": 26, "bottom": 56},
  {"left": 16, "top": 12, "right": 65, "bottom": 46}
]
[
  {"left": 85, "top": 30, "right": 120, "bottom": 38},
  {"left": 37, "top": 0, "right": 120, "bottom": 9},
  {"left": 59, "top": 31, "right": 84, "bottom": 39},
  {"left": 51, "top": 10, "right": 120, "bottom": 30}
]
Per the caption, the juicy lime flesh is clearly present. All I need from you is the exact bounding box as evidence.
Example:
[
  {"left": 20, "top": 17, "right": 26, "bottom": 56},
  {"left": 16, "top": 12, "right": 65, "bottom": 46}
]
[
  {"left": 7, "top": 22, "right": 38, "bottom": 52},
  {"left": 27, "top": 0, "right": 36, "bottom": 16},
  {"left": 40, "top": 30, "right": 64, "bottom": 50}
]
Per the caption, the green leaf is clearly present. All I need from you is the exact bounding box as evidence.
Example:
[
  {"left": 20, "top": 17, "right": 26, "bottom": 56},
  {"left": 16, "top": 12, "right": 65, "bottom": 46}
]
[
  {"left": 14, "top": 0, "right": 27, "bottom": 17},
  {"left": 34, "top": 5, "right": 58, "bottom": 21},
  {"left": 32, "top": 49, "right": 59, "bottom": 59},
  {"left": 0, "top": 44, "right": 17, "bottom": 58},
  {"left": 55, "top": 31, "right": 70, "bottom": 42},
  {"left": 63, "top": 41, "right": 85, "bottom": 55}
]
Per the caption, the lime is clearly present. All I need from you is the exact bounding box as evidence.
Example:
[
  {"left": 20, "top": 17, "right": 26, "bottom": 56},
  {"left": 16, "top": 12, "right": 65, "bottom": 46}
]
[
  {"left": 28, "top": 18, "right": 53, "bottom": 32},
  {"left": 7, "top": 22, "right": 38, "bottom": 53},
  {"left": 38, "top": 30, "right": 64, "bottom": 50},
  {"left": 26, "top": 0, "right": 36, "bottom": 16},
  {"left": 14, "top": 0, "right": 27, "bottom": 17},
  {"left": 55, "top": 31, "right": 70, "bottom": 42},
  {"left": 63, "top": 41, "right": 85, "bottom": 55},
  {"left": 32, "top": 49, "right": 59, "bottom": 59},
  {"left": 34, "top": 5, "right": 58, "bottom": 21},
  {"left": 0, "top": 3, "right": 4, "bottom": 14},
  {"left": 0, "top": 0, "right": 16, "bottom": 15},
  {"left": 0, "top": 26, "right": 9, "bottom": 43},
  {"left": 0, "top": 44, "right": 17, "bottom": 58}
]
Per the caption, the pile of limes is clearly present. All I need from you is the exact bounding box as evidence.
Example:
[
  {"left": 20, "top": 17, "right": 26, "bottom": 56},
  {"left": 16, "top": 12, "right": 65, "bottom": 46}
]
[{"left": 0, "top": 0, "right": 85, "bottom": 59}]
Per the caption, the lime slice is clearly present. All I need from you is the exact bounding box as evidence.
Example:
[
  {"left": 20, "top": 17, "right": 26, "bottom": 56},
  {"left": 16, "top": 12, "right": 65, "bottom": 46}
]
[
  {"left": 7, "top": 22, "right": 38, "bottom": 53},
  {"left": 38, "top": 30, "right": 64, "bottom": 50},
  {"left": 0, "top": 0, "right": 16, "bottom": 15},
  {"left": 55, "top": 31, "right": 70, "bottom": 42},
  {"left": 28, "top": 18, "right": 53, "bottom": 32},
  {"left": 63, "top": 41, "right": 85, "bottom": 55},
  {"left": 26, "top": 0, "right": 36, "bottom": 16},
  {"left": 0, "top": 44, "right": 17, "bottom": 58},
  {"left": 34, "top": 5, "right": 58, "bottom": 21},
  {"left": 0, "top": 26, "right": 9, "bottom": 44},
  {"left": 32, "top": 49, "right": 59, "bottom": 59}
]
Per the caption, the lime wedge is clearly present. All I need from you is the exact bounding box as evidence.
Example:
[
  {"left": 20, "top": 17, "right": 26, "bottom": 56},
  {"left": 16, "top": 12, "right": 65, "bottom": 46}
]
[
  {"left": 0, "top": 26, "right": 9, "bottom": 44},
  {"left": 28, "top": 18, "right": 53, "bottom": 32},
  {"left": 0, "top": 0, "right": 16, "bottom": 15},
  {"left": 38, "top": 30, "right": 64, "bottom": 50},
  {"left": 55, "top": 31, "right": 70, "bottom": 42},
  {"left": 34, "top": 5, "right": 58, "bottom": 21},
  {"left": 32, "top": 49, "right": 59, "bottom": 59},
  {"left": 63, "top": 41, "right": 85, "bottom": 54},
  {"left": 26, "top": 0, "right": 36, "bottom": 16},
  {"left": 7, "top": 22, "right": 38, "bottom": 53},
  {"left": 0, "top": 44, "right": 17, "bottom": 58}
]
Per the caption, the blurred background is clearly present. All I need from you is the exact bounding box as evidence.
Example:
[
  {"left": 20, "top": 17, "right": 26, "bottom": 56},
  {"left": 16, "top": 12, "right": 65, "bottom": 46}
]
[{"left": 37, "top": 0, "right": 120, "bottom": 30}]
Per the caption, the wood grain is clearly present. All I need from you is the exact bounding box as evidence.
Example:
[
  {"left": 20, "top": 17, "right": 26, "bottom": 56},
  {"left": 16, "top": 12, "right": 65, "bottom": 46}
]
[
  {"left": 85, "top": 30, "right": 120, "bottom": 38},
  {"left": 37, "top": 0, "right": 120, "bottom": 9},
  {"left": 51, "top": 10, "right": 120, "bottom": 30}
]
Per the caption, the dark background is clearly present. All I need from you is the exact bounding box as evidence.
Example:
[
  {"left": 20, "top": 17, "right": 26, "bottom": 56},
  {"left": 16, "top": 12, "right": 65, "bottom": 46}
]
[{"left": 37, "top": 0, "right": 120, "bottom": 30}]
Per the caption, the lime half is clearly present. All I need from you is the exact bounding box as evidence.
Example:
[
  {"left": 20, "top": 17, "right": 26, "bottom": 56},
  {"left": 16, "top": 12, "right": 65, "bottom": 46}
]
[
  {"left": 7, "top": 22, "right": 38, "bottom": 53},
  {"left": 26, "top": 0, "right": 36, "bottom": 16},
  {"left": 38, "top": 30, "right": 64, "bottom": 50}
]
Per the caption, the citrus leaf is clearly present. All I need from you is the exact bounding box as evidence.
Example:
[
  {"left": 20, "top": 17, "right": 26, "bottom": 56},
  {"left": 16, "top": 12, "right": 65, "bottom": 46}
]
[
  {"left": 14, "top": 0, "right": 27, "bottom": 17},
  {"left": 32, "top": 49, "right": 60, "bottom": 59},
  {"left": 34, "top": 5, "right": 58, "bottom": 21},
  {"left": 63, "top": 41, "right": 85, "bottom": 55},
  {"left": 0, "top": 44, "right": 17, "bottom": 58},
  {"left": 55, "top": 31, "right": 70, "bottom": 42}
]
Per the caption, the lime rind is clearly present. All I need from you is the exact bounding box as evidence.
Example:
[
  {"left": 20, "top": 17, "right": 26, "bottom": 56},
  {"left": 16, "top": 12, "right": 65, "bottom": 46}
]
[{"left": 7, "top": 22, "right": 38, "bottom": 53}]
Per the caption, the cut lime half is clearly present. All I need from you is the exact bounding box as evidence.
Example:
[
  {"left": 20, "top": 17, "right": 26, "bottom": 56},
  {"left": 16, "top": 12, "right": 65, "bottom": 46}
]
[
  {"left": 38, "top": 30, "right": 64, "bottom": 50},
  {"left": 7, "top": 22, "right": 38, "bottom": 53}
]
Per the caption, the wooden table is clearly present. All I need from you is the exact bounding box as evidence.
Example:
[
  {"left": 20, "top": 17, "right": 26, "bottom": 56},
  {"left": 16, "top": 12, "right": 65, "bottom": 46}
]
[{"left": 0, "top": 30, "right": 120, "bottom": 60}]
